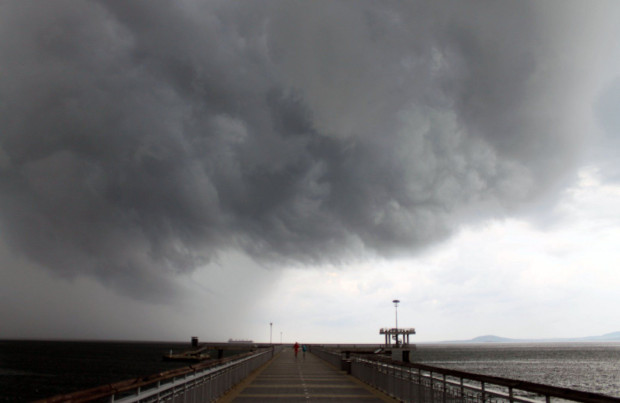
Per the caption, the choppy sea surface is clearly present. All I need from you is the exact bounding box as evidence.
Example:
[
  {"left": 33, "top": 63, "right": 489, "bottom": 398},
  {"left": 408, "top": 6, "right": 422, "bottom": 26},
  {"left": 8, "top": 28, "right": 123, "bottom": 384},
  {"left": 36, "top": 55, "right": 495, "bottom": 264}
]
[
  {"left": 412, "top": 342, "right": 620, "bottom": 398},
  {"left": 1, "top": 340, "right": 620, "bottom": 401}
]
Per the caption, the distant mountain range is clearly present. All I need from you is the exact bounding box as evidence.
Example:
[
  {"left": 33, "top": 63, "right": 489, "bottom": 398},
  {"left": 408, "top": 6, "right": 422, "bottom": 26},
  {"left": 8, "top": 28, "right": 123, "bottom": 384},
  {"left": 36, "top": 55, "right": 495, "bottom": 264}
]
[{"left": 443, "top": 331, "right": 620, "bottom": 343}]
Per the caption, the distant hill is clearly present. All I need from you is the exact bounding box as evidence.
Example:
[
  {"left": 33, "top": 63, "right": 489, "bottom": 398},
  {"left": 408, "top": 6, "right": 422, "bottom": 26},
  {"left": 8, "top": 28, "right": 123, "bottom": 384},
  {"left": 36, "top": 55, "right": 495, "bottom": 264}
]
[
  {"left": 443, "top": 331, "right": 620, "bottom": 343},
  {"left": 469, "top": 335, "right": 514, "bottom": 343},
  {"left": 583, "top": 331, "right": 620, "bottom": 341}
]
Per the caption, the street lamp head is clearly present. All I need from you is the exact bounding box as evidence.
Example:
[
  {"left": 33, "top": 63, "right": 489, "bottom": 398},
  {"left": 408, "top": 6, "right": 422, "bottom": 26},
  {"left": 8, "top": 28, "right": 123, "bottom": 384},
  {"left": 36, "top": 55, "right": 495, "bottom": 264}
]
[{"left": 393, "top": 299, "right": 400, "bottom": 305}]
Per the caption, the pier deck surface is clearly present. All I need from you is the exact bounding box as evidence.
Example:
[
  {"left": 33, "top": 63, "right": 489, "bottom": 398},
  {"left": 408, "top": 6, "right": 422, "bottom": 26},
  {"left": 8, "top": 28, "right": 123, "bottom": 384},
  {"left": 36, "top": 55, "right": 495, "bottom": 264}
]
[{"left": 221, "top": 348, "right": 396, "bottom": 402}]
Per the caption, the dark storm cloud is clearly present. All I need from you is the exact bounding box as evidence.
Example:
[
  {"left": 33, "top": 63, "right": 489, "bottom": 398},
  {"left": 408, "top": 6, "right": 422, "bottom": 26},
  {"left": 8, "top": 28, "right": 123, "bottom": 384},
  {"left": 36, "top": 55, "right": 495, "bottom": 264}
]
[{"left": 0, "top": 0, "right": 595, "bottom": 299}]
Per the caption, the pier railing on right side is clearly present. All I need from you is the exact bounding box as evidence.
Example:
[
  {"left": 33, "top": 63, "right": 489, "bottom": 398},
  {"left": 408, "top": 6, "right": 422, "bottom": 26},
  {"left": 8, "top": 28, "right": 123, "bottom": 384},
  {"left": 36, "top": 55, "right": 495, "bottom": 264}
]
[{"left": 312, "top": 347, "right": 620, "bottom": 403}]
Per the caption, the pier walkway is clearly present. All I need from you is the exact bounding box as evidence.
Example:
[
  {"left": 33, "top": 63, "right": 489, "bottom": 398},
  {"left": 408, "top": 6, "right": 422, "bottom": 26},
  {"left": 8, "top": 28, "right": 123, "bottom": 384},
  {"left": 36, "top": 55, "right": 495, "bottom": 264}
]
[{"left": 221, "top": 348, "right": 396, "bottom": 402}]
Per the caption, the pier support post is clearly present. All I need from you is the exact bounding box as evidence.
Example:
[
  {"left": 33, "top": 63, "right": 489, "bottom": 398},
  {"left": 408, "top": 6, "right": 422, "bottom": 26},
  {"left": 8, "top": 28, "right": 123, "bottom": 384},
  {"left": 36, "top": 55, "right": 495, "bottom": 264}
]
[{"left": 341, "top": 352, "right": 352, "bottom": 374}]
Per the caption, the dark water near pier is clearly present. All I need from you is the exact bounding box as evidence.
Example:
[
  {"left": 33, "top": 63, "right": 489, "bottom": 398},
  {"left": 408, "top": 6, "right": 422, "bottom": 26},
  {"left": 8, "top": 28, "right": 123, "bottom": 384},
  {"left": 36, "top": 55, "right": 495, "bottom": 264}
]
[
  {"left": 0, "top": 340, "right": 192, "bottom": 401},
  {"left": 413, "top": 342, "right": 620, "bottom": 397},
  {"left": 1, "top": 340, "right": 619, "bottom": 401}
]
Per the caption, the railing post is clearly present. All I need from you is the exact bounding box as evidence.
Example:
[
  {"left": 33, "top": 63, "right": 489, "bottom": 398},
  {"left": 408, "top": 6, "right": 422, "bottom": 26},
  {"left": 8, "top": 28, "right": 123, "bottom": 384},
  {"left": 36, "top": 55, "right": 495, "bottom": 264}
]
[
  {"left": 200, "top": 373, "right": 205, "bottom": 403},
  {"left": 481, "top": 381, "right": 486, "bottom": 403},
  {"left": 392, "top": 365, "right": 398, "bottom": 397},
  {"left": 402, "top": 366, "right": 406, "bottom": 400},
  {"left": 418, "top": 368, "right": 422, "bottom": 402},
  {"left": 407, "top": 366, "right": 412, "bottom": 401},
  {"left": 208, "top": 372, "right": 212, "bottom": 401},
  {"left": 443, "top": 373, "right": 447, "bottom": 403},
  {"left": 375, "top": 362, "right": 380, "bottom": 392}
]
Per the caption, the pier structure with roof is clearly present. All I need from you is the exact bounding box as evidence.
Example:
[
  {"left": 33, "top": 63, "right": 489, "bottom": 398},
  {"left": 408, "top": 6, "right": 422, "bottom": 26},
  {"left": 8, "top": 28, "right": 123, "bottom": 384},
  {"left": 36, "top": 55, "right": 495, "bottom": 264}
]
[{"left": 379, "top": 327, "right": 416, "bottom": 347}]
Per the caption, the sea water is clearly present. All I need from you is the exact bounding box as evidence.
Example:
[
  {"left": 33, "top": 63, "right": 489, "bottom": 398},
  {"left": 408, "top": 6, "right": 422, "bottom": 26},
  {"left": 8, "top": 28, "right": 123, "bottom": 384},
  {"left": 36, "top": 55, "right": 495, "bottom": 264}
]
[
  {"left": 0, "top": 340, "right": 190, "bottom": 402},
  {"left": 412, "top": 342, "right": 620, "bottom": 397}
]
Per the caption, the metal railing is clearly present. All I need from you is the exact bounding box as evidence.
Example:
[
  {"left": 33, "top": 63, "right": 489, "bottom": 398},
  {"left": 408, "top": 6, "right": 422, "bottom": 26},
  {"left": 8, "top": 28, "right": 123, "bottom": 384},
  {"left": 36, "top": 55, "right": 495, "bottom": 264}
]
[
  {"left": 41, "top": 346, "right": 282, "bottom": 403},
  {"left": 312, "top": 347, "right": 620, "bottom": 403},
  {"left": 312, "top": 346, "right": 343, "bottom": 369}
]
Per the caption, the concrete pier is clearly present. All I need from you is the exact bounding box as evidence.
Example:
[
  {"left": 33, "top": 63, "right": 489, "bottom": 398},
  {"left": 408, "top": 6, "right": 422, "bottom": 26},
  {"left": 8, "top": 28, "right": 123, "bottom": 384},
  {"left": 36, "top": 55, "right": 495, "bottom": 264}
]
[{"left": 221, "top": 347, "right": 396, "bottom": 402}]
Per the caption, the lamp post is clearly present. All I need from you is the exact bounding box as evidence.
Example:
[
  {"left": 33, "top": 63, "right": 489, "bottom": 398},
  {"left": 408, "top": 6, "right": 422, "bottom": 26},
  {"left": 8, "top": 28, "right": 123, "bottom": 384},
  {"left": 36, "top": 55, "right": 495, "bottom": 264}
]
[
  {"left": 393, "top": 299, "right": 400, "bottom": 347},
  {"left": 270, "top": 322, "right": 273, "bottom": 345},
  {"left": 280, "top": 331, "right": 282, "bottom": 344}
]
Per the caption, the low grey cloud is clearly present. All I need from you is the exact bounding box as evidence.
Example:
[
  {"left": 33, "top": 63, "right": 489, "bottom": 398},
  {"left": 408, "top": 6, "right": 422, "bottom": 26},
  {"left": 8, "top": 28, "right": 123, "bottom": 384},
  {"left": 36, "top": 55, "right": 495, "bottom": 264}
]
[
  {"left": 594, "top": 78, "right": 620, "bottom": 182},
  {"left": 0, "top": 1, "right": 606, "bottom": 300}
]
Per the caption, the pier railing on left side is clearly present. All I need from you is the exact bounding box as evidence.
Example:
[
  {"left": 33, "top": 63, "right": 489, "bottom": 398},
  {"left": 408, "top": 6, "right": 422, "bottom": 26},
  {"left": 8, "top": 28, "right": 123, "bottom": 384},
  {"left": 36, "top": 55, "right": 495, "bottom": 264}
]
[{"left": 39, "top": 345, "right": 283, "bottom": 403}]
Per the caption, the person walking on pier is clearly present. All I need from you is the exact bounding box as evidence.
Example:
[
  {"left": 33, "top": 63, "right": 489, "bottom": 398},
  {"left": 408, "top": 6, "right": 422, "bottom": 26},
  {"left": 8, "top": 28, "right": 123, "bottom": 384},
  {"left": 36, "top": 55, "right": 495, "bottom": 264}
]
[
  {"left": 293, "top": 342, "right": 300, "bottom": 358},
  {"left": 302, "top": 344, "right": 307, "bottom": 359}
]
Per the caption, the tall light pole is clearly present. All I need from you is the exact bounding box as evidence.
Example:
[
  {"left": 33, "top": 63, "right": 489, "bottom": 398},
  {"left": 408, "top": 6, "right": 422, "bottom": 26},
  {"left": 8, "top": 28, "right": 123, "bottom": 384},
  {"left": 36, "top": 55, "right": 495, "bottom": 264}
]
[
  {"left": 280, "top": 331, "right": 282, "bottom": 344},
  {"left": 270, "top": 322, "right": 273, "bottom": 344},
  {"left": 393, "top": 299, "right": 400, "bottom": 347}
]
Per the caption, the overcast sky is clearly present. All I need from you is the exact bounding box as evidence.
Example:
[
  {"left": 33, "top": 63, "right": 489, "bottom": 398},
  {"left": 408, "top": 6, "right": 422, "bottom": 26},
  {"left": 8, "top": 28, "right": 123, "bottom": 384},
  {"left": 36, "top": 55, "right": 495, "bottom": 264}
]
[{"left": 1, "top": 0, "right": 620, "bottom": 343}]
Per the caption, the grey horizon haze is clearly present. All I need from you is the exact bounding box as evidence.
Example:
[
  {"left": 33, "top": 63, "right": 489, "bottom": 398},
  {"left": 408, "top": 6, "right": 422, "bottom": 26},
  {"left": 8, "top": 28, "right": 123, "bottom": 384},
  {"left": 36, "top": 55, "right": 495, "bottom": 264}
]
[{"left": 1, "top": 0, "right": 619, "bottom": 342}]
